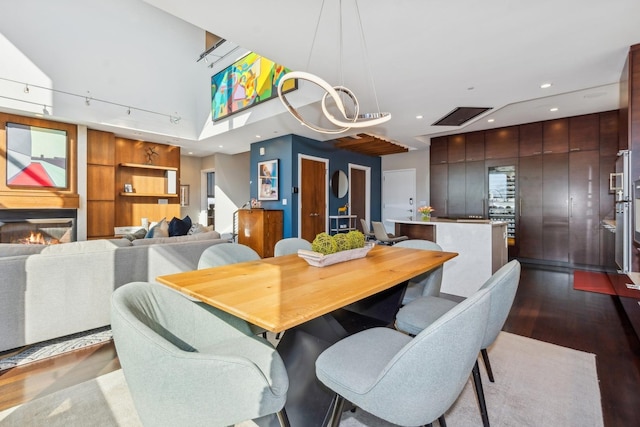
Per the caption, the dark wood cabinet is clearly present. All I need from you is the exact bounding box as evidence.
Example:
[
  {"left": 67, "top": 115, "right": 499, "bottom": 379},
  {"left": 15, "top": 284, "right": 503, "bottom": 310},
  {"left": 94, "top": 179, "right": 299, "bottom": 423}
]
[
  {"left": 430, "top": 164, "right": 448, "bottom": 217},
  {"left": 519, "top": 122, "right": 543, "bottom": 157},
  {"left": 569, "top": 150, "right": 600, "bottom": 265},
  {"left": 429, "top": 110, "right": 618, "bottom": 268},
  {"left": 599, "top": 111, "right": 619, "bottom": 156},
  {"left": 447, "top": 135, "right": 466, "bottom": 163},
  {"left": 518, "top": 155, "right": 543, "bottom": 259},
  {"left": 465, "top": 132, "right": 485, "bottom": 161},
  {"left": 485, "top": 126, "right": 519, "bottom": 159},
  {"left": 430, "top": 136, "right": 448, "bottom": 165},
  {"left": 542, "top": 153, "right": 569, "bottom": 262},
  {"left": 237, "top": 209, "right": 283, "bottom": 258},
  {"left": 569, "top": 114, "right": 599, "bottom": 151},
  {"left": 543, "top": 118, "right": 569, "bottom": 153},
  {"left": 465, "top": 160, "right": 486, "bottom": 216},
  {"left": 447, "top": 162, "right": 466, "bottom": 217}
]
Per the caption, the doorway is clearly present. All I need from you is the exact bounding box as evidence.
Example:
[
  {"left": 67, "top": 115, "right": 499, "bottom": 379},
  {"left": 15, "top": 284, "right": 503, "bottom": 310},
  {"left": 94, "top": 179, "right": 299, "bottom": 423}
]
[
  {"left": 349, "top": 164, "right": 370, "bottom": 232},
  {"left": 382, "top": 169, "right": 416, "bottom": 233},
  {"left": 299, "top": 155, "right": 328, "bottom": 241}
]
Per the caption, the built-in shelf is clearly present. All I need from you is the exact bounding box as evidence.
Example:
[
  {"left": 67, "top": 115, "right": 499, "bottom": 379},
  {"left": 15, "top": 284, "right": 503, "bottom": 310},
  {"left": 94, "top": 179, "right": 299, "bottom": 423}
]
[
  {"left": 119, "top": 163, "right": 178, "bottom": 171},
  {"left": 119, "top": 192, "right": 178, "bottom": 197}
]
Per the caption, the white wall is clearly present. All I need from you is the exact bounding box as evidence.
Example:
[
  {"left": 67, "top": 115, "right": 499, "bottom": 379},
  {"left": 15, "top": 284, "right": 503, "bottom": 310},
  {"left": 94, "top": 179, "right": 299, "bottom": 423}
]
[
  {"left": 211, "top": 152, "right": 250, "bottom": 234},
  {"left": 381, "top": 150, "right": 430, "bottom": 206},
  {"left": 179, "top": 155, "right": 204, "bottom": 224}
]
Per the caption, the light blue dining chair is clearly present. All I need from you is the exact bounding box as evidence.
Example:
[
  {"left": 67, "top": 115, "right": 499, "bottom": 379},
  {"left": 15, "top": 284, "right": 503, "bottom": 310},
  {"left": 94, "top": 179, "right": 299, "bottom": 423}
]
[
  {"left": 197, "top": 242, "right": 260, "bottom": 269},
  {"left": 395, "top": 259, "right": 522, "bottom": 427},
  {"left": 394, "top": 239, "right": 444, "bottom": 305},
  {"left": 111, "top": 281, "right": 290, "bottom": 427},
  {"left": 315, "top": 286, "right": 491, "bottom": 427},
  {"left": 274, "top": 237, "right": 312, "bottom": 256},
  {"left": 197, "top": 242, "right": 267, "bottom": 337}
]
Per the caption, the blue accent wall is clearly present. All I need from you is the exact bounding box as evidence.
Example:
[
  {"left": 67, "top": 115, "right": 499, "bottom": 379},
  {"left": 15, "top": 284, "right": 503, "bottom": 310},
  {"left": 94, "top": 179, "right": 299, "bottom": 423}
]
[{"left": 250, "top": 134, "right": 381, "bottom": 238}]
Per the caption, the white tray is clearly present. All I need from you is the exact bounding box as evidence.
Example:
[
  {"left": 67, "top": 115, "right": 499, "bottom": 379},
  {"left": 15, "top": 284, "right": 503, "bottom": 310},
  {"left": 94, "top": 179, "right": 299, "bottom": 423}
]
[{"left": 297, "top": 242, "right": 374, "bottom": 267}]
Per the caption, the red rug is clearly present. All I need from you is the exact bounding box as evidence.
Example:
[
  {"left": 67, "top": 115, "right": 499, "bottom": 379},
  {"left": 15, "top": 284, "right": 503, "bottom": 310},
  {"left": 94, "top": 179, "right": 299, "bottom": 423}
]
[{"left": 573, "top": 270, "right": 617, "bottom": 296}]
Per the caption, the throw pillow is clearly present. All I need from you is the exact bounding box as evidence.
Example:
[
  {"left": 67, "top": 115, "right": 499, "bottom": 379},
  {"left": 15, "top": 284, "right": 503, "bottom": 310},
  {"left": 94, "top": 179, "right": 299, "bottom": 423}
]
[
  {"left": 124, "top": 228, "right": 148, "bottom": 241},
  {"left": 187, "top": 223, "right": 209, "bottom": 235},
  {"left": 168, "top": 215, "right": 192, "bottom": 237},
  {"left": 145, "top": 218, "right": 169, "bottom": 238}
]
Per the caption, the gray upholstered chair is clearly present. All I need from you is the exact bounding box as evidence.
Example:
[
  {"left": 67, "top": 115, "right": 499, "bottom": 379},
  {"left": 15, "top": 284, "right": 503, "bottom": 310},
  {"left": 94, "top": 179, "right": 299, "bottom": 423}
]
[
  {"left": 274, "top": 237, "right": 312, "bottom": 256},
  {"left": 197, "top": 242, "right": 267, "bottom": 337},
  {"left": 371, "top": 221, "right": 408, "bottom": 245},
  {"left": 394, "top": 239, "right": 444, "bottom": 305},
  {"left": 197, "top": 242, "right": 260, "bottom": 269},
  {"left": 315, "top": 286, "right": 491, "bottom": 427},
  {"left": 359, "top": 218, "right": 376, "bottom": 241},
  {"left": 395, "top": 259, "right": 522, "bottom": 427},
  {"left": 111, "top": 281, "right": 290, "bottom": 427}
]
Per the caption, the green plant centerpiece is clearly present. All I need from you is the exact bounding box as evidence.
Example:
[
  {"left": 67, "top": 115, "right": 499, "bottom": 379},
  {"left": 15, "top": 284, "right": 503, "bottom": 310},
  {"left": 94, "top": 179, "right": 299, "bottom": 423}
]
[
  {"left": 302, "top": 230, "right": 370, "bottom": 267},
  {"left": 311, "top": 230, "right": 366, "bottom": 255},
  {"left": 311, "top": 232, "right": 338, "bottom": 255}
]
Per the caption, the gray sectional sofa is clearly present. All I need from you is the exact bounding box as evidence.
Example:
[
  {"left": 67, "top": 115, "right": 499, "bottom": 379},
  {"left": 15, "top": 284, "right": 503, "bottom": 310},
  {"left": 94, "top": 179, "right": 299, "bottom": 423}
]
[{"left": 0, "top": 231, "right": 228, "bottom": 353}]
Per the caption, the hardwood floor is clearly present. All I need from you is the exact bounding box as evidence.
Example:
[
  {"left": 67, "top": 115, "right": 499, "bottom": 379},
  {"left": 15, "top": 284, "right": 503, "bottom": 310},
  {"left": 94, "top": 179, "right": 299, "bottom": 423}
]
[{"left": 1, "top": 262, "right": 639, "bottom": 426}]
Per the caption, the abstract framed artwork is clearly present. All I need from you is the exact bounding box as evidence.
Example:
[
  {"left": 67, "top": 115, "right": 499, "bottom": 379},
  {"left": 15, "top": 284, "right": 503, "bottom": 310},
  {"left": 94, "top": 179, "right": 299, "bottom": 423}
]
[
  {"left": 211, "top": 52, "right": 297, "bottom": 121},
  {"left": 258, "top": 159, "right": 279, "bottom": 201},
  {"left": 5, "top": 122, "right": 68, "bottom": 188}
]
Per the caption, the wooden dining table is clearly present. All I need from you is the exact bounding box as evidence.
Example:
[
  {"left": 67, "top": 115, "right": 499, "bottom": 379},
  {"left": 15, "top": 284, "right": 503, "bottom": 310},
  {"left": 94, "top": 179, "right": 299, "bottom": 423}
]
[{"left": 156, "top": 244, "right": 458, "bottom": 427}]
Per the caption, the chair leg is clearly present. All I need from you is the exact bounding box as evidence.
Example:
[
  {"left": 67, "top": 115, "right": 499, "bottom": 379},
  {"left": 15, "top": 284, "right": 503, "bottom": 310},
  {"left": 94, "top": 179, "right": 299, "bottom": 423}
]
[
  {"left": 480, "top": 348, "right": 495, "bottom": 382},
  {"left": 327, "top": 394, "right": 346, "bottom": 427},
  {"left": 276, "top": 407, "right": 291, "bottom": 427},
  {"left": 424, "top": 415, "right": 446, "bottom": 427},
  {"left": 471, "top": 360, "right": 490, "bottom": 427}
]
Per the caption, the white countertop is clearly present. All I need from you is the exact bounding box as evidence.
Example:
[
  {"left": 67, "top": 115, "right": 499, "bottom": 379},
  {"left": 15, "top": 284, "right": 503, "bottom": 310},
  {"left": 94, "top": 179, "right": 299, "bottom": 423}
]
[{"left": 389, "top": 218, "right": 508, "bottom": 226}]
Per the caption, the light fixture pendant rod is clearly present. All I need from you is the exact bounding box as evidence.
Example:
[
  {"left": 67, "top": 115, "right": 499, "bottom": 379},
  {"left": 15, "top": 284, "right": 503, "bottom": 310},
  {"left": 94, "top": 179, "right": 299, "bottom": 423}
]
[{"left": 354, "top": 0, "right": 384, "bottom": 117}]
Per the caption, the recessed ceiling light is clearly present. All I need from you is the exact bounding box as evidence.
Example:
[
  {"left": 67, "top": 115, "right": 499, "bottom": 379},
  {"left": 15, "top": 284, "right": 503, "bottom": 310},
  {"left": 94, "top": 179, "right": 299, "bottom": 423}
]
[
  {"left": 218, "top": 145, "right": 223, "bottom": 148},
  {"left": 255, "top": 135, "right": 261, "bottom": 138},
  {"left": 540, "top": 83, "right": 552, "bottom": 89},
  {"left": 188, "top": 151, "right": 193, "bottom": 155},
  {"left": 550, "top": 107, "right": 559, "bottom": 112},
  {"left": 416, "top": 115, "right": 423, "bottom": 119},
  {"left": 487, "top": 118, "right": 495, "bottom": 123}
]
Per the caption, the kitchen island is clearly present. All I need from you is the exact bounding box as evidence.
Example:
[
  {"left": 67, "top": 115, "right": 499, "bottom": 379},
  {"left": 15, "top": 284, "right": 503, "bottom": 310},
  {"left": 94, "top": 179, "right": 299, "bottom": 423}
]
[{"left": 390, "top": 218, "right": 508, "bottom": 297}]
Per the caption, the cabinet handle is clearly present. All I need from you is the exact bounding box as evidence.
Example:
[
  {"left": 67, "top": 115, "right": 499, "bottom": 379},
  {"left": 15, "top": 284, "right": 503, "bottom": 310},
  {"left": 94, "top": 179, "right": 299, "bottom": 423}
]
[
  {"left": 569, "top": 198, "right": 573, "bottom": 218},
  {"left": 519, "top": 198, "right": 522, "bottom": 217},
  {"left": 445, "top": 199, "right": 448, "bottom": 216}
]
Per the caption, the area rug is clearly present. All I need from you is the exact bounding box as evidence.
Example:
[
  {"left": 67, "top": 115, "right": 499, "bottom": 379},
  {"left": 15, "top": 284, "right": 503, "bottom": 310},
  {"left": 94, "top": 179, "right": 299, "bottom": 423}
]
[
  {"left": 0, "top": 332, "right": 603, "bottom": 427},
  {"left": 573, "top": 270, "right": 617, "bottom": 296},
  {"left": 0, "top": 327, "right": 112, "bottom": 372}
]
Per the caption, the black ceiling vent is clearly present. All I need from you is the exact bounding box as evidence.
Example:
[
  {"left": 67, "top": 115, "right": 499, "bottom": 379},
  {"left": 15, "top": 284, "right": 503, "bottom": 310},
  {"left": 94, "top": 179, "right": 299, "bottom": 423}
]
[{"left": 432, "top": 107, "right": 492, "bottom": 126}]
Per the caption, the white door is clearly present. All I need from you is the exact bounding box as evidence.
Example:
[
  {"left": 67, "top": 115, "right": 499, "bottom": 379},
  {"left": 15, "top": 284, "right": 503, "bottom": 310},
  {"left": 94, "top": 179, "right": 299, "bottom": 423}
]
[{"left": 382, "top": 169, "right": 416, "bottom": 233}]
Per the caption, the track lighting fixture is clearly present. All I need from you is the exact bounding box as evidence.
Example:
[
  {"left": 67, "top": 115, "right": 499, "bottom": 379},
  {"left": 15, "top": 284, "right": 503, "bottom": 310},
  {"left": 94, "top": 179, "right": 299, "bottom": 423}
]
[{"left": 1, "top": 77, "right": 181, "bottom": 124}]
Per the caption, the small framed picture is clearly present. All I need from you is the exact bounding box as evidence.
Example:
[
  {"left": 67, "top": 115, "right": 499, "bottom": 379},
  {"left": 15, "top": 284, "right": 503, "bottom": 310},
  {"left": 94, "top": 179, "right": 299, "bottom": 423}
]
[
  {"left": 123, "top": 183, "right": 133, "bottom": 193},
  {"left": 258, "top": 159, "right": 279, "bottom": 201},
  {"left": 180, "top": 184, "right": 190, "bottom": 206}
]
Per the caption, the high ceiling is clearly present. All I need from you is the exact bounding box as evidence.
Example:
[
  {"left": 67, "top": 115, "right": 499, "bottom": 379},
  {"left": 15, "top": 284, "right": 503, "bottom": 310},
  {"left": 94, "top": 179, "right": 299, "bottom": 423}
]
[{"left": 1, "top": 0, "right": 639, "bottom": 157}]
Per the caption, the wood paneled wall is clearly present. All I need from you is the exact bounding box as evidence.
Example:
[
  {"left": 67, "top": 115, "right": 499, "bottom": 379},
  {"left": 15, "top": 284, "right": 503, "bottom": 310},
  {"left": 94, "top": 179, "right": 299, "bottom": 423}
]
[{"left": 0, "top": 113, "right": 78, "bottom": 208}]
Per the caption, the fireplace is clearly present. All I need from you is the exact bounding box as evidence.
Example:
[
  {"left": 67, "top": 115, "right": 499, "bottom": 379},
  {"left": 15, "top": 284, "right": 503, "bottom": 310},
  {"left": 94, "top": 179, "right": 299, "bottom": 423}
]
[{"left": 0, "top": 209, "right": 77, "bottom": 244}]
